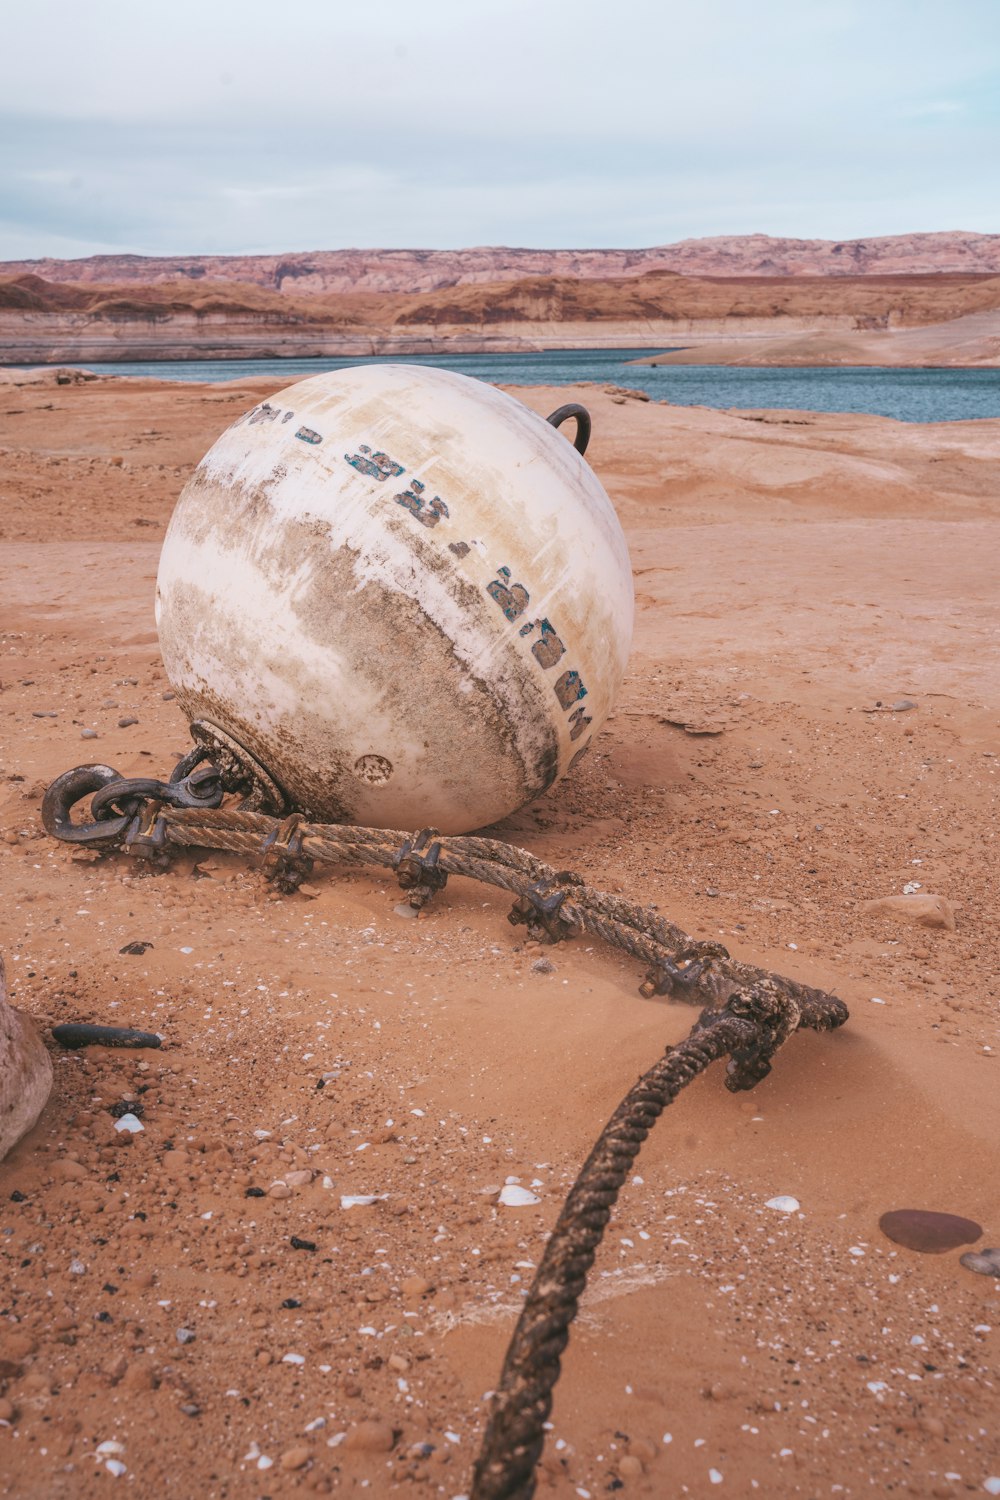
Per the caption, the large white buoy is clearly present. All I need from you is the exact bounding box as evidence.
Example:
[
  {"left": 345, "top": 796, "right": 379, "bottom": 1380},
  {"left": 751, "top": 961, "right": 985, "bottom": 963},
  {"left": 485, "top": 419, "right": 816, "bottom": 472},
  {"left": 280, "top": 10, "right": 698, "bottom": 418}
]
[{"left": 155, "top": 365, "right": 633, "bottom": 833}]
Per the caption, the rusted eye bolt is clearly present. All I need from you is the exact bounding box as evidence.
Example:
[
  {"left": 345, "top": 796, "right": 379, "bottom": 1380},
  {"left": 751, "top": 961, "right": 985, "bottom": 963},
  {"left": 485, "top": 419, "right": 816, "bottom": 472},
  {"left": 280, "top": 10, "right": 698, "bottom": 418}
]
[{"left": 545, "top": 402, "right": 591, "bottom": 456}]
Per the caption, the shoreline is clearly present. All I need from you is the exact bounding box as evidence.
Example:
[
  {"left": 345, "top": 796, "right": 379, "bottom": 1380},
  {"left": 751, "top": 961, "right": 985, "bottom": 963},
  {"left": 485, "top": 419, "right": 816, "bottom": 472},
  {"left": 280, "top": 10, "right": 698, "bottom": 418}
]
[
  {"left": 3, "top": 358, "right": 1000, "bottom": 431},
  {"left": 1, "top": 310, "right": 998, "bottom": 370}
]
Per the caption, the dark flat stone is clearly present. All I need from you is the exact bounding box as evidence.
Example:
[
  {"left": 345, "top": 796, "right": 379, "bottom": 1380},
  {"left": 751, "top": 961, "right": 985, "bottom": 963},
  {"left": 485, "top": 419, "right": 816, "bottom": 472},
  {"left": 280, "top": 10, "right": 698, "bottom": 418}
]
[{"left": 879, "top": 1208, "right": 982, "bottom": 1253}]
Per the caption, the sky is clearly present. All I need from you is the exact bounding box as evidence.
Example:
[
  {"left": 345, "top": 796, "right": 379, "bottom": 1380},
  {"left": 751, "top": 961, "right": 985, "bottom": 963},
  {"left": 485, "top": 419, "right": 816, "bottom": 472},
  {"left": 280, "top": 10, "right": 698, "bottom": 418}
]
[{"left": 1, "top": 0, "right": 998, "bottom": 259}]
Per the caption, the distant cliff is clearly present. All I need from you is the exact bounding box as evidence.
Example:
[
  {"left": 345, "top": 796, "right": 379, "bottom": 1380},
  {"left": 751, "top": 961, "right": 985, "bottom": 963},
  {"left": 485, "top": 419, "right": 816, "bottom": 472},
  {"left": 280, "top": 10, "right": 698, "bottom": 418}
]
[
  {"left": 2, "top": 245, "right": 999, "bottom": 365},
  {"left": 4, "top": 232, "right": 1000, "bottom": 296}
]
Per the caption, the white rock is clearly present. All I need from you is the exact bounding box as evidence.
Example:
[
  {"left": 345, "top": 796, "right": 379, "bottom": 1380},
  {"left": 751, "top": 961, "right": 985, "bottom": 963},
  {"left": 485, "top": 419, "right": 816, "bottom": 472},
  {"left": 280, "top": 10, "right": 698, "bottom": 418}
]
[
  {"left": 765, "top": 1195, "right": 800, "bottom": 1213},
  {"left": 499, "top": 1185, "right": 541, "bottom": 1207},
  {"left": 96, "top": 1441, "right": 126, "bottom": 1456},
  {"left": 983, "top": 1479, "right": 1000, "bottom": 1496},
  {"left": 105, "top": 1460, "right": 127, "bottom": 1477},
  {"left": 340, "top": 1194, "right": 384, "bottom": 1208},
  {"left": 282, "top": 1352, "right": 305, "bottom": 1365},
  {"left": 113, "top": 1113, "right": 144, "bottom": 1134}
]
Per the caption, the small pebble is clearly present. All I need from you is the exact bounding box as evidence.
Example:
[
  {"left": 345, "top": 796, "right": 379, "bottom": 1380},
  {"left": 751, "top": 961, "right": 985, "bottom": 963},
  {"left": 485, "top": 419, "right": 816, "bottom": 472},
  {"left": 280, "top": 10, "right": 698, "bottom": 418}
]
[
  {"left": 81, "top": 728, "right": 99, "bottom": 740},
  {"left": 531, "top": 958, "right": 555, "bottom": 975},
  {"left": 280, "top": 1446, "right": 312, "bottom": 1471},
  {"left": 498, "top": 1185, "right": 541, "bottom": 1207},
  {"left": 864, "top": 893, "right": 956, "bottom": 931},
  {"left": 765, "top": 1196, "right": 800, "bottom": 1213},
  {"left": 176, "top": 1327, "right": 196, "bottom": 1344},
  {"left": 960, "top": 1248, "right": 1000, "bottom": 1278},
  {"left": 117, "top": 716, "right": 139, "bottom": 728},
  {"left": 343, "top": 1420, "right": 395, "bottom": 1453}
]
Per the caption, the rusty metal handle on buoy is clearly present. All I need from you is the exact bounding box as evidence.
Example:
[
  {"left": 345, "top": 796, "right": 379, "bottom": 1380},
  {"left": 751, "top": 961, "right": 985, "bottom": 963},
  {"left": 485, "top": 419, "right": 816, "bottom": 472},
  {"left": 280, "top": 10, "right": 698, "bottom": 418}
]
[{"left": 546, "top": 402, "right": 591, "bottom": 456}]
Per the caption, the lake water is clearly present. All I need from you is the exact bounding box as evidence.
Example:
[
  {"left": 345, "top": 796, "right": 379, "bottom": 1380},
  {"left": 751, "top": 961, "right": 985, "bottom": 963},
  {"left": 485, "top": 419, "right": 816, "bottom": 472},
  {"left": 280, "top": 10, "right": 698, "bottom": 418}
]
[{"left": 52, "top": 348, "right": 1000, "bottom": 423}]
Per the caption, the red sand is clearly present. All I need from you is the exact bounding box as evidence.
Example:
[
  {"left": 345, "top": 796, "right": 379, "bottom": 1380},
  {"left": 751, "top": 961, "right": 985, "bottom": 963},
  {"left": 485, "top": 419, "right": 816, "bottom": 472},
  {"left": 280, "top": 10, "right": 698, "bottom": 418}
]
[{"left": 1, "top": 375, "right": 998, "bottom": 1497}]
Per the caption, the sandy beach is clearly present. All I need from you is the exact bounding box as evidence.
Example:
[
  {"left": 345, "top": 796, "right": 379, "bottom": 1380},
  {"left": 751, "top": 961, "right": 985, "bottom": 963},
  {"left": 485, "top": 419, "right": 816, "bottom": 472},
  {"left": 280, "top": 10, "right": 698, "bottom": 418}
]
[
  {"left": 1, "top": 372, "right": 999, "bottom": 1497},
  {"left": 630, "top": 311, "right": 1000, "bottom": 368}
]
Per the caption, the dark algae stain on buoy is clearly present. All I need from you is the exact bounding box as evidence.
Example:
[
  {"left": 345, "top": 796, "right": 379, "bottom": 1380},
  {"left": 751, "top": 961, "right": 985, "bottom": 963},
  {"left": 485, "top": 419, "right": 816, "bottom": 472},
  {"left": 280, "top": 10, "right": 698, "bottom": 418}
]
[{"left": 879, "top": 1208, "right": 982, "bottom": 1253}]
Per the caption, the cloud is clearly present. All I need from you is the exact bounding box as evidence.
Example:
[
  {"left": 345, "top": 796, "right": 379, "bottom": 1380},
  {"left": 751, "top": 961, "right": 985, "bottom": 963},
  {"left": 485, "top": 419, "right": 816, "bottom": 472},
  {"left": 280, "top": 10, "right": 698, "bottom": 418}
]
[
  {"left": 907, "top": 101, "right": 965, "bottom": 116},
  {"left": 1, "top": 0, "right": 998, "bottom": 255}
]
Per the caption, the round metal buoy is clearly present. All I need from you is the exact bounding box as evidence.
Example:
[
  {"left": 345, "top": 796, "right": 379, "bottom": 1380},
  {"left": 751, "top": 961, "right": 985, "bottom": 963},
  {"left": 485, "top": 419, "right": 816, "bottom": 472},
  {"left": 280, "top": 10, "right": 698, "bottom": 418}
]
[{"left": 155, "top": 364, "right": 633, "bottom": 833}]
